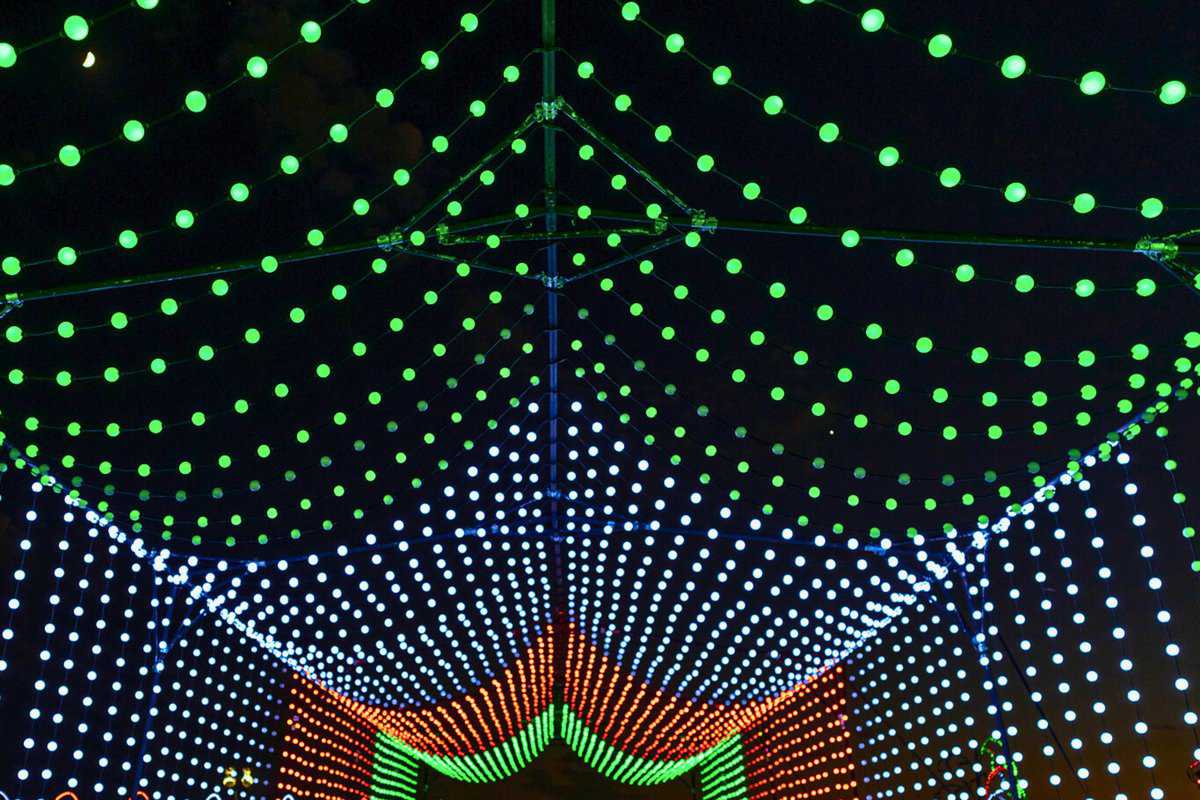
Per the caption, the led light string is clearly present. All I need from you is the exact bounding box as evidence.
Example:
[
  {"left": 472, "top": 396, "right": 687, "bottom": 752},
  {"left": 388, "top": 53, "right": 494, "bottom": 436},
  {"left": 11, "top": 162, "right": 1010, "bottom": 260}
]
[
  {"left": 1158, "top": 439, "right": 1200, "bottom": 572},
  {"left": 4, "top": 486, "right": 168, "bottom": 795},
  {"left": 16, "top": 494, "right": 81, "bottom": 785},
  {"left": 205, "top": 535, "right": 554, "bottom": 709},
  {"left": 587, "top": 272, "right": 1190, "bottom": 463},
  {"left": 976, "top": 448, "right": 1196, "bottom": 798},
  {"left": 5, "top": 278, "right": 539, "bottom": 547},
  {"left": 3, "top": 179, "right": 536, "bottom": 494},
  {"left": 33, "top": 511, "right": 111, "bottom": 797},
  {"left": 552, "top": 105, "right": 1189, "bottom": 404},
  {"left": 0, "top": 0, "right": 374, "bottom": 184},
  {"left": 13, "top": 265, "right": 521, "bottom": 469},
  {"left": 1025, "top": 486, "right": 1147, "bottom": 795},
  {"left": 556, "top": 303, "right": 960, "bottom": 542},
  {"left": 559, "top": 288, "right": 1059, "bottom": 538},
  {"left": 0, "top": 1, "right": 161, "bottom": 74},
  {"left": 0, "top": 79, "right": 535, "bottom": 513},
  {"left": 556, "top": 400, "right": 912, "bottom": 705},
  {"left": 0, "top": 462, "right": 36, "bottom": 680},
  {"left": 797, "top": 0, "right": 1192, "bottom": 106},
  {"left": 1115, "top": 450, "right": 1200, "bottom": 732},
  {"left": 557, "top": 50, "right": 810, "bottom": 227},
  {"left": 549, "top": 97, "right": 1194, "bottom": 497},
  {"left": 1, "top": 5, "right": 515, "bottom": 277},
  {"left": 842, "top": 603, "right": 986, "bottom": 800},
  {"left": 603, "top": 237, "right": 1158, "bottom": 438},
  {"left": 984, "top": 499, "right": 1081, "bottom": 796},
  {"left": 954, "top": 400, "right": 1200, "bottom": 792},
  {"left": 573, "top": 271, "right": 1141, "bottom": 534},
  {"left": 610, "top": 0, "right": 1178, "bottom": 219}
]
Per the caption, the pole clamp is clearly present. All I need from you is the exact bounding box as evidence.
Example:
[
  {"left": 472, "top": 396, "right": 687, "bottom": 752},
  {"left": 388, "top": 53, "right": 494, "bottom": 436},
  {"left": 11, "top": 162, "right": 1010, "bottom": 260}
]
[
  {"left": 376, "top": 229, "right": 407, "bottom": 252},
  {"left": 534, "top": 97, "right": 565, "bottom": 122},
  {"left": 541, "top": 273, "right": 565, "bottom": 289},
  {"left": 1134, "top": 235, "right": 1179, "bottom": 263},
  {"left": 691, "top": 211, "right": 718, "bottom": 233}
]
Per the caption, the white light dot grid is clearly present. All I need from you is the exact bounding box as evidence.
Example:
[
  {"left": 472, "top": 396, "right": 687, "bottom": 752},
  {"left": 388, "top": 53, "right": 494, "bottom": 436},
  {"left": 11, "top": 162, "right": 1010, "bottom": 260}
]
[{"left": 3, "top": 364, "right": 1200, "bottom": 798}]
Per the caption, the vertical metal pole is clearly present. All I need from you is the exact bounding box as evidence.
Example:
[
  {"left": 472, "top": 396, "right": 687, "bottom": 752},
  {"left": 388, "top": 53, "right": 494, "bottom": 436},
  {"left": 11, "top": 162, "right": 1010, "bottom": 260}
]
[{"left": 541, "top": 0, "right": 565, "bottom": 733}]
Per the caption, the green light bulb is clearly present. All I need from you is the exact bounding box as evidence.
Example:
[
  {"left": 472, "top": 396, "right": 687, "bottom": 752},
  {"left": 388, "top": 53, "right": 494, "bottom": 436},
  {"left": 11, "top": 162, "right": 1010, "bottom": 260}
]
[
  {"left": 246, "top": 56, "right": 268, "bottom": 78},
  {"left": 1003, "top": 181, "right": 1026, "bottom": 202},
  {"left": 175, "top": 209, "right": 195, "bottom": 228},
  {"left": 300, "top": 20, "right": 321, "bottom": 42},
  {"left": 621, "top": 2, "right": 640, "bottom": 20},
  {"left": 860, "top": 8, "right": 885, "bottom": 31},
  {"left": 421, "top": 50, "right": 440, "bottom": 70},
  {"left": 1079, "top": 70, "right": 1106, "bottom": 95},
  {"left": 665, "top": 33, "right": 685, "bottom": 53},
  {"left": 185, "top": 90, "right": 207, "bottom": 112},
  {"left": 329, "top": 123, "right": 348, "bottom": 143},
  {"left": 939, "top": 166, "right": 962, "bottom": 187},
  {"left": 63, "top": 15, "right": 89, "bottom": 41},
  {"left": 460, "top": 12, "right": 479, "bottom": 32},
  {"left": 122, "top": 119, "right": 145, "bottom": 142},
  {"left": 577, "top": 61, "right": 594, "bottom": 78},
  {"left": 877, "top": 145, "right": 899, "bottom": 167},
  {"left": 1140, "top": 197, "right": 1164, "bottom": 218},
  {"left": 230, "top": 182, "right": 250, "bottom": 202},
  {"left": 712, "top": 65, "right": 732, "bottom": 85},
  {"left": 0, "top": 43, "right": 17, "bottom": 69},
  {"left": 927, "top": 33, "right": 953, "bottom": 58},
  {"left": 763, "top": 95, "right": 783, "bottom": 115},
  {"left": 818, "top": 122, "right": 840, "bottom": 142},
  {"left": 1159, "top": 80, "right": 1186, "bottom": 105},
  {"left": 1000, "top": 54, "right": 1026, "bottom": 78},
  {"left": 59, "top": 144, "right": 81, "bottom": 167},
  {"left": 1072, "top": 192, "right": 1096, "bottom": 213},
  {"left": 118, "top": 229, "right": 138, "bottom": 249}
]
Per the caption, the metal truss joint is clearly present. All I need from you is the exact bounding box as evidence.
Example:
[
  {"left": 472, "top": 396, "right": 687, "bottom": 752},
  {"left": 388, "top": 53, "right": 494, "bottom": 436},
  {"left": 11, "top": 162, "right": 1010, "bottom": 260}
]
[{"left": 534, "top": 96, "right": 565, "bottom": 123}]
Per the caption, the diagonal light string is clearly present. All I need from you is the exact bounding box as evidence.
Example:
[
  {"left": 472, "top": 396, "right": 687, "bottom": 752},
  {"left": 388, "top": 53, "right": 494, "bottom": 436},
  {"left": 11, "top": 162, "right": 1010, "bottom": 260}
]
[
  {"left": 4, "top": 0, "right": 372, "bottom": 180},
  {"left": 606, "top": 0, "right": 1181, "bottom": 217},
  {"left": 3, "top": 3, "right": 517, "bottom": 276}
]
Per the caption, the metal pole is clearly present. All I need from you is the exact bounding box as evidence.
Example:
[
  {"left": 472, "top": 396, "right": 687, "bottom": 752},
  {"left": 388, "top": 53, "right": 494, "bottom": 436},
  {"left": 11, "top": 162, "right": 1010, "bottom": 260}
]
[{"left": 541, "top": 0, "right": 566, "bottom": 732}]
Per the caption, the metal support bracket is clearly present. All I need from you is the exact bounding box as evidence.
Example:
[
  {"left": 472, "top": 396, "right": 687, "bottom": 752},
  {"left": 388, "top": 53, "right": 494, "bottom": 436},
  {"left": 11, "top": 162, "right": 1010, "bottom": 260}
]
[{"left": 534, "top": 97, "right": 565, "bottom": 123}]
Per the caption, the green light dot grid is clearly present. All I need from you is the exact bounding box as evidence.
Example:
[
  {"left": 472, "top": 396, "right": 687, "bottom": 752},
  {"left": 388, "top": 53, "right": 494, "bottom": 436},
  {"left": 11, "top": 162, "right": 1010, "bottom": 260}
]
[
  {"left": 564, "top": 296, "right": 1200, "bottom": 541},
  {"left": 794, "top": 1, "right": 1189, "bottom": 106},
  {"left": 0, "top": 1, "right": 377, "bottom": 184},
  {"left": 606, "top": 0, "right": 1183, "bottom": 217},
  {"left": 563, "top": 311, "right": 1011, "bottom": 534},
  {"left": 0, "top": 1, "right": 165, "bottom": 75},
  {"left": 12, "top": 285, "right": 539, "bottom": 543},
  {"left": 593, "top": 269, "right": 1182, "bottom": 477},
  {"left": 1, "top": 8, "right": 517, "bottom": 274}
]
